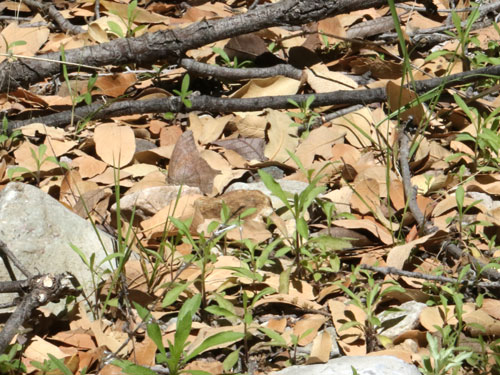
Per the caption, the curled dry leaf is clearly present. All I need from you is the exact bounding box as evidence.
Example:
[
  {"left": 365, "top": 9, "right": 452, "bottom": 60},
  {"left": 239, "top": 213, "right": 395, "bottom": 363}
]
[{"left": 167, "top": 130, "right": 220, "bottom": 194}]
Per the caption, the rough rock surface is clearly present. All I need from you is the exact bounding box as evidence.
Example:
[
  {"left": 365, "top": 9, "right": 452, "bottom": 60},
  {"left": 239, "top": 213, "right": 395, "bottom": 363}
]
[
  {"left": 0, "top": 182, "right": 115, "bottom": 311},
  {"left": 112, "top": 185, "right": 201, "bottom": 223},
  {"left": 272, "top": 355, "right": 420, "bottom": 375},
  {"left": 378, "top": 300, "right": 427, "bottom": 339}
]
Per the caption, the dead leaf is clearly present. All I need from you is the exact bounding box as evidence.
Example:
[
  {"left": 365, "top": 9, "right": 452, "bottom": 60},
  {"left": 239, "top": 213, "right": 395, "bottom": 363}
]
[{"left": 94, "top": 123, "right": 136, "bottom": 167}]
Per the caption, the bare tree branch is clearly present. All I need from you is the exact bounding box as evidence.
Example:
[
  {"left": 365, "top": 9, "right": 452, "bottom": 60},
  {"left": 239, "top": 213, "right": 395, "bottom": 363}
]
[{"left": 0, "top": 0, "right": 409, "bottom": 93}]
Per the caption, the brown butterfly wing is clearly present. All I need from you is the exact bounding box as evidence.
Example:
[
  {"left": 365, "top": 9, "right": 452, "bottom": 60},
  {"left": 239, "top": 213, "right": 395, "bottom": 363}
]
[{"left": 168, "top": 131, "right": 219, "bottom": 194}]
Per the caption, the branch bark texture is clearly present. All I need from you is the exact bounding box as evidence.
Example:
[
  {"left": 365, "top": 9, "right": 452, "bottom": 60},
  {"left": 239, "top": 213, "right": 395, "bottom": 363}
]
[{"left": 0, "top": 0, "right": 407, "bottom": 93}]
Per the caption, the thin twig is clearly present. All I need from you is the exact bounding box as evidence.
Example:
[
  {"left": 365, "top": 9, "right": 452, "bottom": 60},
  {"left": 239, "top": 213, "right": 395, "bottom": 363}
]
[
  {"left": 180, "top": 58, "right": 303, "bottom": 81},
  {"left": 22, "top": 0, "right": 85, "bottom": 35},
  {"left": 360, "top": 264, "right": 500, "bottom": 289},
  {"left": 0, "top": 240, "right": 32, "bottom": 279}
]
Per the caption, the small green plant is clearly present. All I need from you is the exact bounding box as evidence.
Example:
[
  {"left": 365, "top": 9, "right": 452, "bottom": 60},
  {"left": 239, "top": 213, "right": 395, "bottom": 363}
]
[
  {"left": 337, "top": 267, "right": 405, "bottom": 352},
  {"left": 259, "top": 153, "right": 340, "bottom": 278},
  {"left": 448, "top": 94, "right": 500, "bottom": 172},
  {"left": 259, "top": 168, "right": 325, "bottom": 277},
  {"left": 425, "top": 6, "right": 481, "bottom": 71},
  {"left": 206, "top": 288, "right": 274, "bottom": 370},
  {"left": 0, "top": 117, "right": 22, "bottom": 151},
  {"left": 287, "top": 95, "right": 319, "bottom": 137},
  {"left": 443, "top": 166, "right": 491, "bottom": 246},
  {"left": 1, "top": 37, "right": 27, "bottom": 62},
  {"left": 60, "top": 46, "right": 99, "bottom": 135},
  {"left": 319, "top": 32, "right": 341, "bottom": 53},
  {"left": 107, "top": 0, "right": 147, "bottom": 38},
  {"left": 173, "top": 74, "right": 193, "bottom": 109},
  {"left": 212, "top": 47, "right": 252, "bottom": 69},
  {"left": 113, "top": 297, "right": 244, "bottom": 375},
  {"left": 169, "top": 200, "right": 252, "bottom": 310},
  {"left": 420, "top": 330, "right": 473, "bottom": 375},
  {"left": 0, "top": 344, "right": 26, "bottom": 375},
  {"left": 7, "top": 144, "right": 68, "bottom": 185},
  {"left": 31, "top": 353, "right": 84, "bottom": 375},
  {"left": 258, "top": 327, "right": 313, "bottom": 365}
]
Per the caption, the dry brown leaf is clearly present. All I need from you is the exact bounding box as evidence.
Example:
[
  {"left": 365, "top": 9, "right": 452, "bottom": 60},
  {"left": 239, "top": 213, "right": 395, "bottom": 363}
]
[
  {"left": 212, "top": 137, "right": 266, "bottom": 162},
  {"left": 184, "top": 360, "right": 224, "bottom": 375},
  {"left": 386, "top": 232, "right": 441, "bottom": 269},
  {"left": 331, "top": 107, "right": 374, "bottom": 148},
  {"left": 72, "top": 154, "right": 108, "bottom": 179},
  {"left": 140, "top": 193, "right": 202, "bottom": 238},
  {"left": 95, "top": 73, "right": 137, "bottom": 97},
  {"left": 0, "top": 20, "right": 50, "bottom": 63},
  {"left": 481, "top": 298, "right": 500, "bottom": 320},
  {"left": 236, "top": 114, "right": 267, "bottom": 138},
  {"left": 307, "top": 64, "right": 357, "bottom": 93},
  {"left": 253, "top": 294, "right": 323, "bottom": 311},
  {"left": 387, "top": 81, "right": 426, "bottom": 124},
  {"left": 94, "top": 123, "right": 136, "bottom": 167},
  {"left": 294, "top": 126, "right": 346, "bottom": 169},
  {"left": 189, "top": 113, "right": 233, "bottom": 144},
  {"left": 331, "top": 219, "right": 393, "bottom": 245},
  {"left": 307, "top": 330, "right": 332, "bottom": 364},
  {"left": 268, "top": 318, "right": 287, "bottom": 333},
  {"left": 328, "top": 300, "right": 366, "bottom": 356},
  {"left": 264, "top": 109, "right": 298, "bottom": 163},
  {"left": 350, "top": 178, "right": 380, "bottom": 215},
  {"left": 293, "top": 314, "right": 327, "bottom": 346},
  {"left": 231, "top": 76, "right": 300, "bottom": 100}
]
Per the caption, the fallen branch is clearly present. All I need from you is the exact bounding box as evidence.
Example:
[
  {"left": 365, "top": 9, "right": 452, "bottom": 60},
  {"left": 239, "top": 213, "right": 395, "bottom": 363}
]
[
  {"left": 360, "top": 264, "right": 500, "bottom": 289},
  {"left": 0, "top": 0, "right": 410, "bottom": 93},
  {"left": 397, "top": 116, "right": 500, "bottom": 295},
  {"left": 22, "top": 0, "right": 85, "bottom": 35},
  {"left": 8, "top": 62, "right": 500, "bottom": 131},
  {"left": 0, "top": 241, "right": 79, "bottom": 354}
]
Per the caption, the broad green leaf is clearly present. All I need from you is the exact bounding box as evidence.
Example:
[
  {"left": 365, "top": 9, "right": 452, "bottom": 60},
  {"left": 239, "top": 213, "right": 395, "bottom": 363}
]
[
  {"left": 223, "top": 349, "right": 240, "bottom": 372},
  {"left": 307, "top": 236, "right": 352, "bottom": 251},
  {"left": 296, "top": 217, "right": 309, "bottom": 239},
  {"left": 259, "top": 327, "right": 286, "bottom": 346},
  {"left": 258, "top": 170, "right": 290, "bottom": 209},
  {"left": 107, "top": 21, "right": 124, "bottom": 38},
  {"left": 162, "top": 282, "right": 189, "bottom": 307},
  {"left": 185, "top": 332, "right": 245, "bottom": 362},
  {"left": 205, "top": 306, "right": 238, "bottom": 319}
]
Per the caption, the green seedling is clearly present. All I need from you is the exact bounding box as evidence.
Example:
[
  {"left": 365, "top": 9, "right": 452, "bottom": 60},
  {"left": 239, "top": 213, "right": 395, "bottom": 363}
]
[
  {"left": 449, "top": 94, "right": 500, "bottom": 172},
  {"left": 206, "top": 288, "right": 274, "bottom": 369},
  {"left": 212, "top": 47, "right": 252, "bottom": 69},
  {"left": 7, "top": 144, "right": 68, "bottom": 185},
  {"left": 1, "top": 37, "right": 27, "bottom": 62},
  {"left": 0, "top": 117, "right": 22, "bottom": 151},
  {"left": 113, "top": 297, "right": 244, "bottom": 375},
  {"left": 337, "top": 267, "right": 405, "bottom": 352},
  {"left": 0, "top": 344, "right": 26, "bottom": 375},
  {"left": 107, "top": 0, "right": 147, "bottom": 38},
  {"left": 60, "top": 45, "right": 99, "bottom": 135},
  {"left": 173, "top": 74, "right": 193, "bottom": 108},
  {"left": 421, "top": 330, "right": 473, "bottom": 375},
  {"left": 287, "top": 95, "right": 319, "bottom": 137}
]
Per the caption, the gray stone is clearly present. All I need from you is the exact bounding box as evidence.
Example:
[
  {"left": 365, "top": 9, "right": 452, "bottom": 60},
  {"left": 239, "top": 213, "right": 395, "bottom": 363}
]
[
  {"left": 377, "top": 301, "right": 427, "bottom": 339},
  {"left": 112, "top": 185, "right": 201, "bottom": 223},
  {"left": 296, "top": 327, "right": 341, "bottom": 360},
  {"left": 0, "top": 182, "right": 115, "bottom": 312},
  {"left": 273, "top": 355, "right": 420, "bottom": 375}
]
